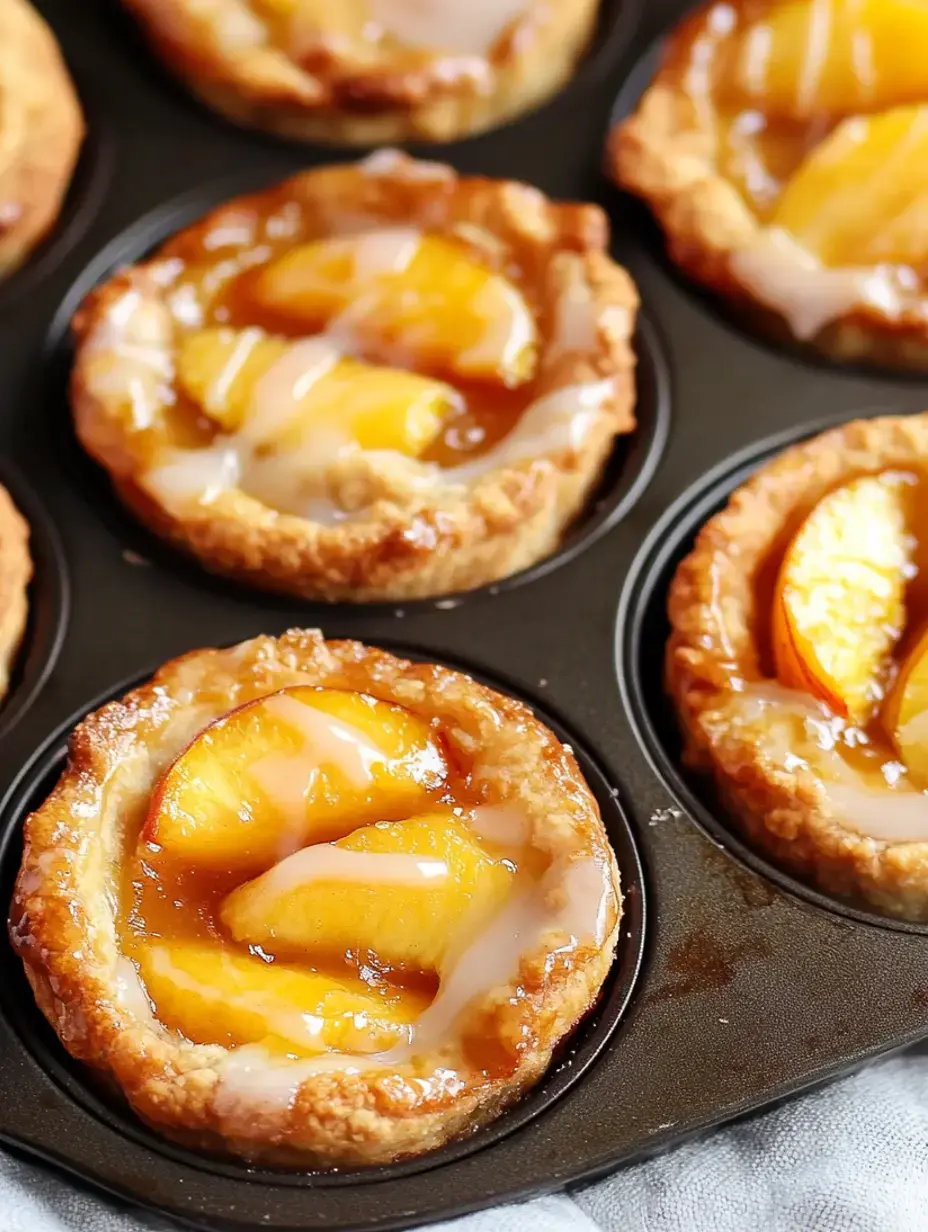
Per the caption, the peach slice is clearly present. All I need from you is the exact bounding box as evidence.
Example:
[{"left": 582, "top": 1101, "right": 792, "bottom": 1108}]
[
  {"left": 772, "top": 474, "right": 912, "bottom": 721},
  {"left": 134, "top": 941, "right": 426, "bottom": 1055},
  {"left": 250, "top": 232, "right": 537, "bottom": 386},
  {"left": 772, "top": 106, "right": 928, "bottom": 267},
  {"left": 176, "top": 328, "right": 458, "bottom": 455},
  {"left": 884, "top": 623, "right": 928, "bottom": 787},
  {"left": 718, "top": 0, "right": 928, "bottom": 121},
  {"left": 221, "top": 811, "right": 516, "bottom": 973},
  {"left": 145, "top": 687, "right": 447, "bottom": 868}
]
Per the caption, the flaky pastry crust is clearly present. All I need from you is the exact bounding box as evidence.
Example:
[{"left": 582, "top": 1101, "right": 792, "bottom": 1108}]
[
  {"left": 10, "top": 630, "right": 622, "bottom": 1166},
  {"left": 119, "top": 0, "right": 600, "bottom": 144},
  {"left": 71, "top": 153, "right": 638, "bottom": 602},
  {"left": 667, "top": 413, "right": 928, "bottom": 919},
  {"left": 0, "top": 0, "right": 83, "bottom": 278},
  {"left": 0, "top": 483, "right": 31, "bottom": 701},
  {"left": 607, "top": 2, "right": 928, "bottom": 370}
]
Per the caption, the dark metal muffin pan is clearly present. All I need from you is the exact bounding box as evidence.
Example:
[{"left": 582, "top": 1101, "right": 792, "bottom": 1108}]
[{"left": 0, "top": 0, "right": 927, "bottom": 1228}]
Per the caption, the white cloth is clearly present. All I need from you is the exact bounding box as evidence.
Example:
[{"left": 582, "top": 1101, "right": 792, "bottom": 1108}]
[{"left": 3, "top": 1044, "right": 927, "bottom": 1231}]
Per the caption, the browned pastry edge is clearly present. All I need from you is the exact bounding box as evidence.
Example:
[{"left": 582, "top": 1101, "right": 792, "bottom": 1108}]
[
  {"left": 606, "top": 2, "right": 928, "bottom": 371},
  {"left": 119, "top": 0, "right": 599, "bottom": 144},
  {"left": 0, "top": 0, "right": 84, "bottom": 277},
  {"left": 10, "top": 630, "right": 622, "bottom": 1165},
  {"left": 667, "top": 412, "right": 928, "bottom": 919},
  {"left": 0, "top": 483, "right": 31, "bottom": 700},
  {"left": 70, "top": 155, "right": 639, "bottom": 602}
]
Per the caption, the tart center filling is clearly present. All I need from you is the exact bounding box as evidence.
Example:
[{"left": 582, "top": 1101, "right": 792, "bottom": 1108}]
[
  {"left": 119, "top": 685, "right": 610, "bottom": 1069},
  {"left": 720, "top": 468, "right": 928, "bottom": 841},
  {"left": 675, "top": 1, "right": 928, "bottom": 333},
  {"left": 84, "top": 169, "right": 614, "bottom": 522}
]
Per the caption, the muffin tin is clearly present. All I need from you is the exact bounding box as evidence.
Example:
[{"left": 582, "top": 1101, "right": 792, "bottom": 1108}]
[{"left": 1, "top": 0, "right": 928, "bottom": 1228}]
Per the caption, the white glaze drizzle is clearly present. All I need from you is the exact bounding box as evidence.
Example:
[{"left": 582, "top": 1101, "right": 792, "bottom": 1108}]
[
  {"left": 466, "top": 805, "right": 529, "bottom": 848},
  {"left": 727, "top": 684, "right": 928, "bottom": 843},
  {"left": 728, "top": 228, "right": 912, "bottom": 341},
  {"left": 360, "top": 149, "right": 454, "bottom": 182},
  {"left": 368, "top": 0, "right": 528, "bottom": 54},
  {"left": 262, "top": 692, "right": 385, "bottom": 787},
  {"left": 796, "top": 0, "right": 833, "bottom": 114}
]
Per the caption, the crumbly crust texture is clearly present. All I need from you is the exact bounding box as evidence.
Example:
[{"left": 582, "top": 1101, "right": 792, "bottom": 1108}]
[
  {"left": 71, "top": 154, "right": 639, "bottom": 602},
  {"left": 10, "top": 630, "right": 622, "bottom": 1166},
  {"left": 667, "top": 413, "right": 928, "bottom": 919},
  {"left": 0, "top": 0, "right": 84, "bottom": 277},
  {"left": 607, "top": 2, "right": 928, "bottom": 370},
  {"left": 0, "top": 483, "right": 31, "bottom": 700},
  {"left": 119, "top": 0, "right": 599, "bottom": 144}
]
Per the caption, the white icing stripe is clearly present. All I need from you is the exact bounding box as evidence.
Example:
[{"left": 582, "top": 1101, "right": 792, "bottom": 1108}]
[
  {"left": 466, "top": 805, "right": 529, "bottom": 847},
  {"left": 796, "top": 0, "right": 833, "bottom": 114},
  {"left": 825, "top": 783, "right": 928, "bottom": 844},
  {"left": 368, "top": 0, "right": 528, "bottom": 54},
  {"left": 729, "top": 228, "right": 909, "bottom": 341},
  {"left": 234, "top": 846, "right": 449, "bottom": 907},
  {"left": 262, "top": 693, "right": 385, "bottom": 787},
  {"left": 244, "top": 338, "right": 341, "bottom": 445}
]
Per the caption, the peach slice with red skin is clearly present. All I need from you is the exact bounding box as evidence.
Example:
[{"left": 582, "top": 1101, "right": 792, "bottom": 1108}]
[
  {"left": 772, "top": 474, "right": 913, "bottom": 722},
  {"left": 144, "top": 686, "right": 447, "bottom": 869},
  {"left": 220, "top": 810, "right": 516, "bottom": 973},
  {"left": 884, "top": 623, "right": 928, "bottom": 788}
]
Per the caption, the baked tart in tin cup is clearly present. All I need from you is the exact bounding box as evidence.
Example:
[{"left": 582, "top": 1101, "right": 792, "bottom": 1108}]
[
  {"left": 609, "top": 0, "right": 928, "bottom": 370},
  {"left": 10, "top": 630, "right": 622, "bottom": 1165},
  {"left": 0, "top": 0, "right": 83, "bottom": 278},
  {"left": 71, "top": 152, "right": 638, "bottom": 602},
  {"left": 119, "top": 0, "right": 602, "bottom": 145},
  {"left": 667, "top": 413, "right": 928, "bottom": 921}
]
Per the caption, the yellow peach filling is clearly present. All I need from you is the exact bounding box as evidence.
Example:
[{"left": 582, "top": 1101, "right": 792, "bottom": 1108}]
[
  {"left": 710, "top": 467, "right": 928, "bottom": 841},
  {"left": 677, "top": 0, "right": 928, "bottom": 274},
  {"left": 120, "top": 685, "right": 610, "bottom": 1066}
]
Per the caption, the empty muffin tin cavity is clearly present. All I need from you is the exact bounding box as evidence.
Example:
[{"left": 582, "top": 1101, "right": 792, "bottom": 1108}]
[
  {"left": 616, "top": 413, "right": 928, "bottom": 935},
  {"left": 0, "top": 463, "right": 68, "bottom": 744},
  {"left": 0, "top": 657, "right": 646, "bottom": 1183},
  {"left": 45, "top": 188, "right": 670, "bottom": 608}
]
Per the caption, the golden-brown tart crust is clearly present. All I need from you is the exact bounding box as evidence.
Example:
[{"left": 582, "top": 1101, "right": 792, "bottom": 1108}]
[
  {"left": 667, "top": 413, "right": 928, "bottom": 919},
  {"left": 71, "top": 153, "right": 638, "bottom": 603},
  {"left": 119, "top": 0, "right": 600, "bottom": 144},
  {"left": 10, "top": 629, "right": 622, "bottom": 1166},
  {"left": 0, "top": 0, "right": 83, "bottom": 278},
  {"left": 0, "top": 483, "right": 31, "bottom": 701},
  {"left": 607, "top": 2, "right": 928, "bottom": 370}
]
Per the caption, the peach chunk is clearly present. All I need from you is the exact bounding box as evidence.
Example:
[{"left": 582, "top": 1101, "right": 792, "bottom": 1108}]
[
  {"left": 772, "top": 474, "right": 912, "bottom": 721},
  {"left": 772, "top": 106, "right": 928, "bottom": 266},
  {"left": 176, "top": 328, "right": 457, "bottom": 455},
  {"left": 134, "top": 941, "right": 426, "bottom": 1055},
  {"left": 145, "top": 687, "right": 447, "bottom": 868},
  {"left": 719, "top": 0, "right": 928, "bottom": 120},
  {"left": 250, "top": 232, "right": 537, "bottom": 386},
  {"left": 884, "top": 624, "right": 928, "bottom": 787},
  {"left": 221, "top": 811, "right": 516, "bottom": 973}
]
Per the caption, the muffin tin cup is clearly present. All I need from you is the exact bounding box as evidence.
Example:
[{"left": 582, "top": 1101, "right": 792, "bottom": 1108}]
[{"left": 0, "top": 0, "right": 927, "bottom": 1227}]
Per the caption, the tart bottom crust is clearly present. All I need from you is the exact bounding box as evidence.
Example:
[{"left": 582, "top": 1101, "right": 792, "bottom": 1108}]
[
  {"left": 607, "top": 6, "right": 928, "bottom": 371},
  {"left": 0, "top": 0, "right": 83, "bottom": 277},
  {"left": 0, "top": 483, "right": 31, "bottom": 700},
  {"left": 667, "top": 413, "right": 928, "bottom": 919},
  {"left": 71, "top": 158, "right": 639, "bottom": 603},
  {"left": 10, "top": 631, "right": 621, "bottom": 1166},
  {"left": 120, "top": 0, "right": 600, "bottom": 144}
]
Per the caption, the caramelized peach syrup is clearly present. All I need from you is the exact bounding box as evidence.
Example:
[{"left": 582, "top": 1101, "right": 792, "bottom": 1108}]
[{"left": 117, "top": 685, "right": 604, "bottom": 1072}]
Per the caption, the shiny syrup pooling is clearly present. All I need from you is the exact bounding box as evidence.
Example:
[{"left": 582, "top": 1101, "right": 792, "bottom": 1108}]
[
  {"left": 114, "top": 693, "right": 519, "bottom": 1061},
  {"left": 150, "top": 184, "right": 538, "bottom": 468}
]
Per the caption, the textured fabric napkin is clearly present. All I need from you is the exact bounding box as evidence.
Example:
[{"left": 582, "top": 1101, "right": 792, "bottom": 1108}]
[{"left": 3, "top": 1042, "right": 928, "bottom": 1232}]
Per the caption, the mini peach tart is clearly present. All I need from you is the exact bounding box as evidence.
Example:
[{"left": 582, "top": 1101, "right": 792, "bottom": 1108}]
[
  {"left": 71, "top": 152, "right": 637, "bottom": 602},
  {"left": 665, "top": 413, "right": 928, "bottom": 920},
  {"left": 0, "top": 0, "right": 83, "bottom": 278},
  {"left": 610, "top": 1, "right": 928, "bottom": 370},
  {"left": 0, "top": 483, "right": 31, "bottom": 700},
  {"left": 10, "top": 630, "right": 621, "bottom": 1166},
  {"left": 117, "top": 0, "right": 600, "bottom": 146}
]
